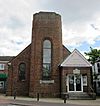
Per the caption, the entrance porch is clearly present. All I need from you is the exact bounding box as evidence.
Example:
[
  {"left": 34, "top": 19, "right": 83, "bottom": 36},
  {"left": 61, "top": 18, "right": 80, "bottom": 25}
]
[{"left": 60, "top": 49, "right": 96, "bottom": 99}]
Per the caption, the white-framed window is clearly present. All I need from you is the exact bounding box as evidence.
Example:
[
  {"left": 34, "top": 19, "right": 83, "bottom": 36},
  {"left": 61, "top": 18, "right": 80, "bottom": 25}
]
[
  {"left": 42, "top": 40, "right": 52, "bottom": 80},
  {"left": 0, "top": 81, "right": 4, "bottom": 88},
  {"left": 83, "top": 75, "right": 87, "bottom": 86},
  {"left": 0, "top": 64, "right": 5, "bottom": 70}
]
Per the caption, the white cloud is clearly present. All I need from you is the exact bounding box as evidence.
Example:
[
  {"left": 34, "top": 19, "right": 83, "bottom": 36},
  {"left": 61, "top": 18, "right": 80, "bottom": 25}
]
[
  {"left": 62, "top": 16, "right": 100, "bottom": 47},
  {"left": 0, "top": 0, "right": 100, "bottom": 56},
  {"left": 94, "top": 46, "right": 100, "bottom": 50}
]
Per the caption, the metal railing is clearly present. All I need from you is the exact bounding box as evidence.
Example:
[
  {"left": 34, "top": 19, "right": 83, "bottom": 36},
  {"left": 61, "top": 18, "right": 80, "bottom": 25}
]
[{"left": 88, "top": 85, "right": 96, "bottom": 99}]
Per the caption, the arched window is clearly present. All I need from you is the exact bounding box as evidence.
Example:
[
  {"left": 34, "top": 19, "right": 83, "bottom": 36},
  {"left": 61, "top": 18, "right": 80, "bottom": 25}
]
[
  {"left": 19, "top": 63, "right": 26, "bottom": 81},
  {"left": 43, "top": 40, "right": 51, "bottom": 80}
]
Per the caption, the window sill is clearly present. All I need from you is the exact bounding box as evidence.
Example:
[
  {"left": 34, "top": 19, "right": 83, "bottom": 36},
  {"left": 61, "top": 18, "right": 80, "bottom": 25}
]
[{"left": 40, "top": 80, "right": 54, "bottom": 84}]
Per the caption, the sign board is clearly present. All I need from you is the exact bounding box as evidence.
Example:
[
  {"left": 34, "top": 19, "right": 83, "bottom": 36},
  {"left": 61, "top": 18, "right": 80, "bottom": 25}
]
[
  {"left": 40, "top": 80, "right": 54, "bottom": 84},
  {"left": 73, "top": 68, "right": 80, "bottom": 74}
]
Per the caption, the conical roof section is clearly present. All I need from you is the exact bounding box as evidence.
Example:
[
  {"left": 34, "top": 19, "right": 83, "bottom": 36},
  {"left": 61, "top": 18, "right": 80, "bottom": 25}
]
[{"left": 61, "top": 49, "right": 92, "bottom": 67}]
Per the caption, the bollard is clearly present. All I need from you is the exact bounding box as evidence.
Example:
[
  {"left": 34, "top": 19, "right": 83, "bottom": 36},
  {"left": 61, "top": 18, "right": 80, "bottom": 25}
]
[
  {"left": 64, "top": 97, "right": 66, "bottom": 103},
  {"left": 37, "top": 93, "right": 39, "bottom": 101},
  {"left": 13, "top": 90, "right": 16, "bottom": 100},
  {"left": 63, "top": 93, "right": 69, "bottom": 103},
  {"left": 14, "top": 95, "right": 16, "bottom": 99}
]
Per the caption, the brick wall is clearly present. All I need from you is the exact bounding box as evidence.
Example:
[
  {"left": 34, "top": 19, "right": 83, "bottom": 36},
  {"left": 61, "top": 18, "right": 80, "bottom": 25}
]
[
  {"left": 29, "top": 12, "right": 63, "bottom": 97},
  {"left": 6, "top": 12, "right": 70, "bottom": 97},
  {"left": 6, "top": 45, "right": 31, "bottom": 96},
  {"left": 61, "top": 67, "right": 92, "bottom": 93},
  {"left": 63, "top": 45, "right": 71, "bottom": 60}
]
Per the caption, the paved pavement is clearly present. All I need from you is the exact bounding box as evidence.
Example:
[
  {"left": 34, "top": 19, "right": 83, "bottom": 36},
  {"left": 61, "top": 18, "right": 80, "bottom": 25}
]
[{"left": 0, "top": 95, "right": 100, "bottom": 106}]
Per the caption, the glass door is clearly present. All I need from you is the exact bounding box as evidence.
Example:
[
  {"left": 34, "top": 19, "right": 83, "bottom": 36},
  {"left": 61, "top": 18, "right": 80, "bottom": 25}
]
[
  {"left": 68, "top": 74, "right": 82, "bottom": 92},
  {"left": 69, "top": 75, "right": 74, "bottom": 91},
  {"left": 75, "top": 75, "right": 81, "bottom": 91}
]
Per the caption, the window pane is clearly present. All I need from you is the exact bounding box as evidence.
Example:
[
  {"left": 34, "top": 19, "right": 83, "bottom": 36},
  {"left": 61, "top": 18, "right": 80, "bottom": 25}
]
[
  {"left": 43, "top": 64, "right": 51, "bottom": 78},
  {"left": 83, "top": 75, "right": 87, "bottom": 86},
  {"left": 43, "top": 40, "right": 51, "bottom": 48},
  {"left": 97, "top": 82, "right": 100, "bottom": 88},
  {"left": 97, "top": 63, "right": 100, "bottom": 68},
  {"left": 19, "top": 63, "right": 26, "bottom": 81},
  {"left": 43, "top": 49, "right": 51, "bottom": 63},
  {"left": 43, "top": 40, "right": 51, "bottom": 80},
  {"left": 0, "top": 81, "right": 4, "bottom": 88},
  {"left": 0, "top": 64, "right": 5, "bottom": 70}
]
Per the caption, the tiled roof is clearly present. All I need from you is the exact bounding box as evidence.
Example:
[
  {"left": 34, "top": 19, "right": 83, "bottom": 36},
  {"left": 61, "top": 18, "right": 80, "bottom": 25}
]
[{"left": 61, "top": 49, "right": 92, "bottom": 67}]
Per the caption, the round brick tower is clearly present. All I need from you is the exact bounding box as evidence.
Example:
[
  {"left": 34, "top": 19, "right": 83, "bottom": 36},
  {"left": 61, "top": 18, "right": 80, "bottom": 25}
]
[{"left": 29, "top": 12, "right": 63, "bottom": 97}]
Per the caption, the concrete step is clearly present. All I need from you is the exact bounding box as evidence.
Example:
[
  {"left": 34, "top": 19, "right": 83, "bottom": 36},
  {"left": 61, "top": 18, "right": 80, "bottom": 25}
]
[
  {"left": 61, "top": 92, "right": 96, "bottom": 100},
  {"left": 68, "top": 92, "right": 94, "bottom": 100}
]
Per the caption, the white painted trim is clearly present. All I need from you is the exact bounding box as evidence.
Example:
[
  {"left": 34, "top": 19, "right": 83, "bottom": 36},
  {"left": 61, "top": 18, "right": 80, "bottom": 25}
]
[
  {"left": 61, "top": 49, "right": 92, "bottom": 67},
  {"left": 81, "top": 75, "right": 83, "bottom": 92}
]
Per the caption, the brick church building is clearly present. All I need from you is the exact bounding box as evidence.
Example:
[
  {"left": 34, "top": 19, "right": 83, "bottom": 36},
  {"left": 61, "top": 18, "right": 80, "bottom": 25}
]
[{"left": 6, "top": 12, "right": 95, "bottom": 99}]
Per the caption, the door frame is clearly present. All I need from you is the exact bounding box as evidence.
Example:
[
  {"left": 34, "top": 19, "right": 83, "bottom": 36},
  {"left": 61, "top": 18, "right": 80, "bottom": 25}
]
[{"left": 67, "top": 74, "right": 83, "bottom": 92}]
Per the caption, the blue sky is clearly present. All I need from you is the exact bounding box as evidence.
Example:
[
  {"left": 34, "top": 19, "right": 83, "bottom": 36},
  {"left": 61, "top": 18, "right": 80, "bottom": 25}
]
[{"left": 0, "top": 0, "right": 100, "bottom": 56}]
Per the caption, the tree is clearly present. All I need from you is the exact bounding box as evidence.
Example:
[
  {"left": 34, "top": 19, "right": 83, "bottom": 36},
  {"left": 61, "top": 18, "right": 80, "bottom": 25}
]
[
  {"left": 85, "top": 47, "right": 100, "bottom": 93},
  {"left": 85, "top": 47, "right": 100, "bottom": 64}
]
